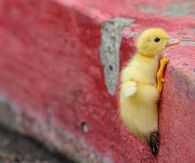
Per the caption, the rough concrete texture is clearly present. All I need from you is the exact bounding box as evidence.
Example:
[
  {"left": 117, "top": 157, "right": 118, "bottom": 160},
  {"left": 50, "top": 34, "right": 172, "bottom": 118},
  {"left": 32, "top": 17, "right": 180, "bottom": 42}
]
[
  {"left": 0, "top": 0, "right": 194, "bottom": 163},
  {"left": 0, "top": 124, "right": 72, "bottom": 163},
  {"left": 0, "top": 97, "right": 108, "bottom": 163},
  {"left": 100, "top": 18, "right": 134, "bottom": 95}
]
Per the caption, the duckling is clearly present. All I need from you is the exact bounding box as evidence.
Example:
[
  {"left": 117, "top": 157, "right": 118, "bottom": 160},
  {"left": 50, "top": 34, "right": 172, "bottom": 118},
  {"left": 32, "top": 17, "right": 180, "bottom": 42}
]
[{"left": 119, "top": 28, "right": 180, "bottom": 155}]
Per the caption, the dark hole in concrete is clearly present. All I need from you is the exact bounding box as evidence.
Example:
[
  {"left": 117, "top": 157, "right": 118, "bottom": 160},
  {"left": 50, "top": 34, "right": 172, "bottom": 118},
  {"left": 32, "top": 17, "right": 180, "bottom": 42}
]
[
  {"left": 81, "top": 122, "right": 88, "bottom": 134},
  {"left": 109, "top": 65, "right": 113, "bottom": 71}
]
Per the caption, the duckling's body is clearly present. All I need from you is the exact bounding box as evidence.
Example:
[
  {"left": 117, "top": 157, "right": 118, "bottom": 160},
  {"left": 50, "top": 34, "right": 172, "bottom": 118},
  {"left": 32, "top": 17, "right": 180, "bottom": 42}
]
[
  {"left": 120, "top": 54, "right": 159, "bottom": 140},
  {"left": 119, "top": 28, "right": 180, "bottom": 155}
]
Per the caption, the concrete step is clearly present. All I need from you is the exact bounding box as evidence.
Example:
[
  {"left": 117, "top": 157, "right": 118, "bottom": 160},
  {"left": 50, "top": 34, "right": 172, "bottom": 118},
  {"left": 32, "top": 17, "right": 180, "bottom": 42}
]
[{"left": 0, "top": 0, "right": 194, "bottom": 162}]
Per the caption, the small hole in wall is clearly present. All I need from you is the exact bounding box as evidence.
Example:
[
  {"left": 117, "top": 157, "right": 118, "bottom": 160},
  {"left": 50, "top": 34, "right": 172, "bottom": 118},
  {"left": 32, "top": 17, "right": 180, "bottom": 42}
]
[
  {"left": 109, "top": 65, "right": 113, "bottom": 71},
  {"left": 81, "top": 122, "right": 88, "bottom": 134}
]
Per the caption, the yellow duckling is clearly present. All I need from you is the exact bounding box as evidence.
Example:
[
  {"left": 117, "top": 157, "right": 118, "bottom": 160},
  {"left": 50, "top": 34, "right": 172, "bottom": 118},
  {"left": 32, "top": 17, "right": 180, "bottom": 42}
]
[{"left": 119, "top": 28, "right": 180, "bottom": 155}]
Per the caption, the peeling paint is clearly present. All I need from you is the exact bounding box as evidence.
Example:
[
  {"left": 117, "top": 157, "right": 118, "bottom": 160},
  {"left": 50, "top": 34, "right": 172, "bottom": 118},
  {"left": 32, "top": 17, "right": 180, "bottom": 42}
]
[
  {"left": 100, "top": 18, "right": 134, "bottom": 95},
  {"left": 180, "top": 40, "right": 195, "bottom": 46},
  {"left": 175, "top": 57, "right": 181, "bottom": 60},
  {"left": 141, "top": 2, "right": 195, "bottom": 17},
  {"left": 127, "top": 31, "right": 139, "bottom": 38},
  {"left": 163, "top": 2, "right": 190, "bottom": 17},
  {"left": 140, "top": 7, "right": 159, "bottom": 14}
]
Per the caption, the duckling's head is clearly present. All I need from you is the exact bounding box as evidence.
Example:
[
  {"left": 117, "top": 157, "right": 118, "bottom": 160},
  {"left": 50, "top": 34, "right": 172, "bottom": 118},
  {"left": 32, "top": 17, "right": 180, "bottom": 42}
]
[{"left": 136, "top": 28, "right": 180, "bottom": 57}]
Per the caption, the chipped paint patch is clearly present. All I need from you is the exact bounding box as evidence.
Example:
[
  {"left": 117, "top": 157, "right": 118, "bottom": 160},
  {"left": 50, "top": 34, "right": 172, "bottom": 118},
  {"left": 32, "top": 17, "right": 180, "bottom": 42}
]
[
  {"left": 140, "top": 1, "right": 195, "bottom": 17},
  {"left": 163, "top": 2, "right": 191, "bottom": 17},
  {"left": 140, "top": 7, "right": 160, "bottom": 14},
  {"left": 100, "top": 18, "right": 134, "bottom": 95},
  {"left": 127, "top": 31, "right": 139, "bottom": 38},
  {"left": 180, "top": 40, "right": 195, "bottom": 46}
]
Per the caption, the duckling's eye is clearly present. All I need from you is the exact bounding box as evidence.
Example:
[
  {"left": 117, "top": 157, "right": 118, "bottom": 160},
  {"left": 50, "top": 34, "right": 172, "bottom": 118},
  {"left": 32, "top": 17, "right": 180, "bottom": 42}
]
[{"left": 154, "top": 37, "right": 160, "bottom": 42}]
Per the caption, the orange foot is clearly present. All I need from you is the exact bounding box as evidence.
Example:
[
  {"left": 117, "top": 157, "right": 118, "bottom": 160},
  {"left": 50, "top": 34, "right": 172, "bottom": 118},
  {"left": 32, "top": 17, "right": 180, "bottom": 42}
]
[{"left": 157, "top": 54, "right": 169, "bottom": 94}]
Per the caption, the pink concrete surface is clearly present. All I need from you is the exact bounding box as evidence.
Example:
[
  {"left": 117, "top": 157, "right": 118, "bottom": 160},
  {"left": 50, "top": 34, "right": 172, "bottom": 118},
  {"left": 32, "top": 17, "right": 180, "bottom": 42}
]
[{"left": 0, "top": 0, "right": 194, "bottom": 162}]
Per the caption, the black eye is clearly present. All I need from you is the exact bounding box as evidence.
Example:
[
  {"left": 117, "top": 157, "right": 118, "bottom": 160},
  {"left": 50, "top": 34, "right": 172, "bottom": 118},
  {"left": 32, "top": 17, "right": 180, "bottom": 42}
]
[{"left": 154, "top": 37, "right": 160, "bottom": 42}]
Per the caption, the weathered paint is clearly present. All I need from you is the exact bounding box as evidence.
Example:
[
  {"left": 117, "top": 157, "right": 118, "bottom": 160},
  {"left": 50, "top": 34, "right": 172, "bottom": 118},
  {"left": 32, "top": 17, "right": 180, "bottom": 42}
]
[
  {"left": 0, "top": 0, "right": 194, "bottom": 162},
  {"left": 100, "top": 18, "right": 134, "bottom": 95},
  {"left": 141, "top": 1, "right": 195, "bottom": 17}
]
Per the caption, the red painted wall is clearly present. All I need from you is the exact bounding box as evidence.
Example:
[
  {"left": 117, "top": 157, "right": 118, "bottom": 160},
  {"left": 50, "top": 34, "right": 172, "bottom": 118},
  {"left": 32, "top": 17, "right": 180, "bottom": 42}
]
[{"left": 0, "top": 0, "right": 194, "bottom": 162}]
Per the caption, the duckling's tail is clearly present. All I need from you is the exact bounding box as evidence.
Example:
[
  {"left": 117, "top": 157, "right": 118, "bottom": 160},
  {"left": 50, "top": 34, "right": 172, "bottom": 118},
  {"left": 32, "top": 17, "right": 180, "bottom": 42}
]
[{"left": 149, "top": 132, "right": 160, "bottom": 156}]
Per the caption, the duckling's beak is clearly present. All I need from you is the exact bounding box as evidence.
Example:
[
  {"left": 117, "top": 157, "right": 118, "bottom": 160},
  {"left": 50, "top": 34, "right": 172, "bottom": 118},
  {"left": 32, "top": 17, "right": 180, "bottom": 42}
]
[{"left": 166, "top": 38, "right": 180, "bottom": 48}]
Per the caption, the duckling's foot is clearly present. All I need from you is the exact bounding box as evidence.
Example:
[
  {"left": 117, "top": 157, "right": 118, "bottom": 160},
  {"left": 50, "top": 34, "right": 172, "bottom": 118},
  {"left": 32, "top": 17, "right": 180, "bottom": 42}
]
[
  {"left": 160, "top": 54, "right": 169, "bottom": 65},
  {"left": 149, "top": 132, "right": 160, "bottom": 156},
  {"left": 157, "top": 54, "right": 169, "bottom": 93}
]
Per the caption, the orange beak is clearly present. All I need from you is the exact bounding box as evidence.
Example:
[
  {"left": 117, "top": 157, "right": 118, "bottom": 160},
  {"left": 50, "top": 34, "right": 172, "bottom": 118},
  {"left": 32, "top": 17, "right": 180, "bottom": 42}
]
[{"left": 166, "top": 38, "right": 180, "bottom": 48}]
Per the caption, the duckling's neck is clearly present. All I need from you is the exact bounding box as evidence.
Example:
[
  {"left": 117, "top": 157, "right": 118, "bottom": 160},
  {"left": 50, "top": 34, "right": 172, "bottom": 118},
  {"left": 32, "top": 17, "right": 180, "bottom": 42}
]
[
  {"left": 136, "top": 52, "right": 159, "bottom": 64},
  {"left": 131, "top": 52, "right": 159, "bottom": 84},
  {"left": 138, "top": 52, "right": 157, "bottom": 59}
]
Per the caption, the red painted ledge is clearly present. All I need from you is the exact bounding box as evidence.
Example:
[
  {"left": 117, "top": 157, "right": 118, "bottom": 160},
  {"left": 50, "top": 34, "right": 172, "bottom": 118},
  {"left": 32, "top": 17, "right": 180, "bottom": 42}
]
[{"left": 0, "top": 0, "right": 194, "bottom": 162}]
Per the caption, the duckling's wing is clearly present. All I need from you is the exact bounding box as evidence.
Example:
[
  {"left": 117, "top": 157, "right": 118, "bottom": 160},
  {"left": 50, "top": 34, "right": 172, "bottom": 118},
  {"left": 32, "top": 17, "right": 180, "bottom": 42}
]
[{"left": 122, "top": 81, "right": 137, "bottom": 98}]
